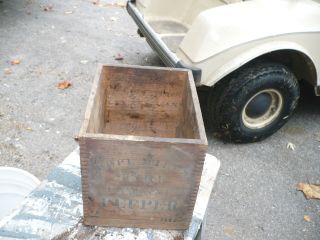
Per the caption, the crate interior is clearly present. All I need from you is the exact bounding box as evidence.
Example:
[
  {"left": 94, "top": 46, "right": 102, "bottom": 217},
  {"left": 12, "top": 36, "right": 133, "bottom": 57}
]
[{"left": 86, "top": 66, "right": 200, "bottom": 139}]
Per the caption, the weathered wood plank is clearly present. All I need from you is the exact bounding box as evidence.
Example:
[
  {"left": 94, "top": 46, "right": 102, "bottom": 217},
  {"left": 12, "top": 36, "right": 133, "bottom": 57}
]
[
  {"left": 80, "top": 138, "right": 206, "bottom": 229},
  {"left": 103, "top": 65, "right": 186, "bottom": 138}
]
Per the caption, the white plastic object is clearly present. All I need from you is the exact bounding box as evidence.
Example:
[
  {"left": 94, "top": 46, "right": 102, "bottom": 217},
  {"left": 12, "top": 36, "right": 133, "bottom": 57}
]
[{"left": 0, "top": 167, "right": 40, "bottom": 219}]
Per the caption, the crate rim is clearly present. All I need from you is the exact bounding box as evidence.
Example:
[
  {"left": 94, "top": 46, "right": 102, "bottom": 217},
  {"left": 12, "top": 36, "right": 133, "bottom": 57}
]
[
  {"left": 79, "top": 133, "right": 207, "bottom": 145},
  {"left": 79, "top": 63, "right": 207, "bottom": 146}
]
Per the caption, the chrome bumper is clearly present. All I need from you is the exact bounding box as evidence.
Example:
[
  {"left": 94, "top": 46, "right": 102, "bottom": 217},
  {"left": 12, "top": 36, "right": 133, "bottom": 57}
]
[{"left": 126, "top": 0, "right": 202, "bottom": 84}]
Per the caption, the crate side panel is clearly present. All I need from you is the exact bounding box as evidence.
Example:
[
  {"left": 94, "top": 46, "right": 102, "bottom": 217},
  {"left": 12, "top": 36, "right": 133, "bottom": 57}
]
[
  {"left": 80, "top": 137, "right": 206, "bottom": 229},
  {"left": 176, "top": 76, "right": 201, "bottom": 139},
  {"left": 86, "top": 69, "right": 107, "bottom": 134},
  {"left": 103, "top": 67, "right": 187, "bottom": 138}
]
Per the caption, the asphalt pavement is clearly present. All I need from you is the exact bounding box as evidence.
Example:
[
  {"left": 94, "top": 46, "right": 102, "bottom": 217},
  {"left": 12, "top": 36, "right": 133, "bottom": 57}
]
[{"left": 0, "top": 0, "right": 319, "bottom": 239}]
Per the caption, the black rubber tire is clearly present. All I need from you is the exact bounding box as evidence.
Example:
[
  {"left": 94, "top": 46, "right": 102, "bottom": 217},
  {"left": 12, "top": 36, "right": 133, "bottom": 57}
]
[{"left": 208, "top": 63, "right": 300, "bottom": 143}]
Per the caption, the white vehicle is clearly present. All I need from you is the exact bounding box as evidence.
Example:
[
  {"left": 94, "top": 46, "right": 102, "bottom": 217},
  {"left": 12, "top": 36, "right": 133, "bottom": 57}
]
[{"left": 127, "top": 0, "right": 320, "bottom": 142}]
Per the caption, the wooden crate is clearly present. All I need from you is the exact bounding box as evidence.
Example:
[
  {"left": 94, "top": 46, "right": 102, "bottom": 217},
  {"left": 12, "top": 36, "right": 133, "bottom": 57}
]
[{"left": 79, "top": 64, "right": 207, "bottom": 230}]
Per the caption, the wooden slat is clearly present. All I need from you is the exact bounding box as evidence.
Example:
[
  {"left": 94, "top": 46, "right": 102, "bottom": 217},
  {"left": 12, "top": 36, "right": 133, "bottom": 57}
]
[
  {"left": 103, "top": 65, "right": 186, "bottom": 138},
  {"left": 79, "top": 65, "right": 105, "bottom": 135},
  {"left": 80, "top": 137, "right": 206, "bottom": 229}
]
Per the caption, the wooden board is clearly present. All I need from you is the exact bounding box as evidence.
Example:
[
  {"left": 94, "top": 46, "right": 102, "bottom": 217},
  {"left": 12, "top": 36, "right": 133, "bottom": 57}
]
[{"left": 79, "top": 64, "right": 207, "bottom": 230}]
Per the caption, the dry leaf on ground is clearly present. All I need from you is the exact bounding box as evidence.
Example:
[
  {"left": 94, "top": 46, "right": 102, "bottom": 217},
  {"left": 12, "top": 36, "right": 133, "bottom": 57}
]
[
  {"left": 10, "top": 59, "right": 21, "bottom": 65},
  {"left": 297, "top": 182, "right": 320, "bottom": 200},
  {"left": 57, "top": 80, "right": 72, "bottom": 90},
  {"left": 304, "top": 215, "right": 312, "bottom": 222},
  {"left": 287, "top": 142, "right": 296, "bottom": 151},
  {"left": 4, "top": 68, "right": 12, "bottom": 74},
  {"left": 223, "top": 226, "right": 235, "bottom": 237},
  {"left": 114, "top": 53, "right": 124, "bottom": 61},
  {"left": 115, "top": 2, "right": 126, "bottom": 7}
]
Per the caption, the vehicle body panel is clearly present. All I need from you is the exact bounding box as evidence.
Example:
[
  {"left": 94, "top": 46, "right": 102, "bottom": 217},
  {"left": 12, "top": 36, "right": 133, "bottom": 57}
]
[
  {"left": 135, "top": 0, "right": 238, "bottom": 26},
  {"left": 128, "top": 0, "right": 320, "bottom": 91},
  {"left": 178, "top": 33, "right": 320, "bottom": 87},
  {"left": 180, "top": 0, "right": 320, "bottom": 62}
]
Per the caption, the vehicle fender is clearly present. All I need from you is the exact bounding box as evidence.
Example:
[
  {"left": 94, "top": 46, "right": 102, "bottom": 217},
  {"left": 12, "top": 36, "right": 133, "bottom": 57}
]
[{"left": 201, "top": 41, "right": 318, "bottom": 87}]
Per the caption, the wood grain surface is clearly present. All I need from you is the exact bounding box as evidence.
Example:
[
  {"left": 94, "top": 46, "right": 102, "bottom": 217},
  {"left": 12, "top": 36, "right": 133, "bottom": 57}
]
[{"left": 79, "top": 65, "right": 207, "bottom": 229}]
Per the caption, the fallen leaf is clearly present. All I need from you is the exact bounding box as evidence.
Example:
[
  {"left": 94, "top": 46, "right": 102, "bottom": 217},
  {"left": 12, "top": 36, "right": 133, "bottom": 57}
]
[
  {"left": 65, "top": 11, "right": 73, "bottom": 14},
  {"left": 223, "top": 226, "right": 235, "bottom": 237},
  {"left": 26, "top": 127, "right": 33, "bottom": 131},
  {"left": 57, "top": 80, "right": 72, "bottom": 90},
  {"left": 114, "top": 53, "right": 124, "bottom": 61},
  {"left": 304, "top": 215, "right": 312, "bottom": 222},
  {"left": 287, "top": 142, "right": 295, "bottom": 151},
  {"left": 10, "top": 59, "right": 21, "bottom": 65},
  {"left": 297, "top": 182, "right": 320, "bottom": 200},
  {"left": 110, "top": 16, "right": 118, "bottom": 22},
  {"left": 4, "top": 68, "right": 12, "bottom": 74},
  {"left": 43, "top": 5, "right": 53, "bottom": 11},
  {"left": 115, "top": 2, "right": 126, "bottom": 7}
]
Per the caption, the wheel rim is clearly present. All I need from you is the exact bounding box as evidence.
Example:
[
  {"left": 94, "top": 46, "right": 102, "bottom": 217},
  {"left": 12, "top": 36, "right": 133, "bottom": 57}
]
[{"left": 242, "top": 89, "right": 283, "bottom": 129}]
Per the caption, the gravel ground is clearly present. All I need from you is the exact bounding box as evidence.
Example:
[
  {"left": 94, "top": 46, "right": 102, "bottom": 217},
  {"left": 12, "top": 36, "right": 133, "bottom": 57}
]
[
  {"left": 204, "top": 86, "right": 320, "bottom": 240},
  {"left": 0, "top": 0, "right": 162, "bottom": 178},
  {"left": 0, "top": 0, "right": 319, "bottom": 239}
]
